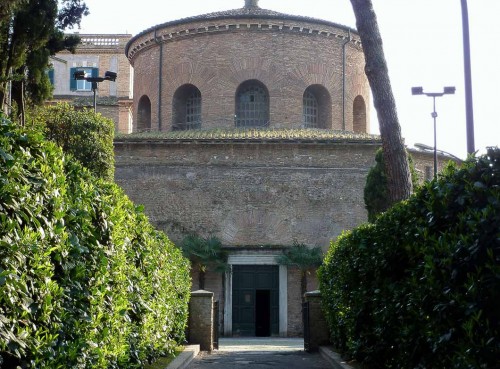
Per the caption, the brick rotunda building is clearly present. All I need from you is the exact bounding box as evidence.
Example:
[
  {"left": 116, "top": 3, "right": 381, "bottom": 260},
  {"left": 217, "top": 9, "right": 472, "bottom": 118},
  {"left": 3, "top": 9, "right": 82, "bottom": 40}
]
[
  {"left": 116, "top": 0, "right": 431, "bottom": 338},
  {"left": 125, "top": 0, "right": 370, "bottom": 132}
]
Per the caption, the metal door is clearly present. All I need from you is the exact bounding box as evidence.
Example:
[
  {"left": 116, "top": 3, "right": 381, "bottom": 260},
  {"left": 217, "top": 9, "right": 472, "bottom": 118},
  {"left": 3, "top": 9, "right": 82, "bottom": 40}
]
[{"left": 232, "top": 265, "right": 279, "bottom": 336}]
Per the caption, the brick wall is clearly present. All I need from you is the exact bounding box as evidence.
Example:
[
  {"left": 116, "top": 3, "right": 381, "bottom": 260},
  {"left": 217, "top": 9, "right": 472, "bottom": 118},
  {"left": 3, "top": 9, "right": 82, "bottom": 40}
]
[
  {"left": 114, "top": 140, "right": 445, "bottom": 336},
  {"left": 127, "top": 14, "right": 369, "bottom": 132},
  {"left": 188, "top": 290, "right": 214, "bottom": 351},
  {"left": 304, "top": 291, "right": 330, "bottom": 351},
  {"left": 114, "top": 140, "right": 379, "bottom": 247}
]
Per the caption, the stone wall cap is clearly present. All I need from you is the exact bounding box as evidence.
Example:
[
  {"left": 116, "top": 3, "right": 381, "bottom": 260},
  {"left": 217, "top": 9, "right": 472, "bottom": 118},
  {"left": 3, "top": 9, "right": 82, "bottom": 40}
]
[
  {"left": 114, "top": 129, "right": 381, "bottom": 144},
  {"left": 191, "top": 290, "right": 214, "bottom": 297},
  {"left": 305, "top": 290, "right": 322, "bottom": 297}
]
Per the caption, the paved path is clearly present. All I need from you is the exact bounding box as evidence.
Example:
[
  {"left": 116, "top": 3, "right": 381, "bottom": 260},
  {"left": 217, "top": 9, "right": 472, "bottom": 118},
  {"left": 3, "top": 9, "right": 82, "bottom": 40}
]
[{"left": 186, "top": 338, "right": 332, "bottom": 368}]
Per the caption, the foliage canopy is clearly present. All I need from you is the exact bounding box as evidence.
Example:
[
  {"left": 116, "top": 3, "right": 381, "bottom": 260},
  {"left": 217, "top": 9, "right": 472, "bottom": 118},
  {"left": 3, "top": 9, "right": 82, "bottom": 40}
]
[
  {"left": 31, "top": 103, "right": 115, "bottom": 181},
  {"left": 0, "top": 0, "right": 88, "bottom": 122},
  {"left": 364, "top": 148, "right": 419, "bottom": 222},
  {"left": 276, "top": 242, "right": 323, "bottom": 302},
  {"left": 179, "top": 234, "right": 228, "bottom": 290}
]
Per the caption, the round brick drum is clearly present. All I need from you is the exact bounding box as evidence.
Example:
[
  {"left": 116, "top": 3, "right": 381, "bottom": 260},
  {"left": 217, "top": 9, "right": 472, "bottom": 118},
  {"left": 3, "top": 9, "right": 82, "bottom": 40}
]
[{"left": 125, "top": 0, "right": 370, "bottom": 133}]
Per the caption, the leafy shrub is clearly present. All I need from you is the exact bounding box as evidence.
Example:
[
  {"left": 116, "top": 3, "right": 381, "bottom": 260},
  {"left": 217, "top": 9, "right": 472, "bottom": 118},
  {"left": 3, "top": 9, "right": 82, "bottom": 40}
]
[
  {"left": 29, "top": 103, "right": 115, "bottom": 181},
  {"left": 319, "top": 148, "right": 500, "bottom": 369},
  {"left": 179, "top": 234, "right": 227, "bottom": 290},
  {"left": 364, "top": 148, "right": 419, "bottom": 222},
  {"left": 0, "top": 115, "right": 190, "bottom": 368},
  {"left": 276, "top": 242, "right": 323, "bottom": 302}
]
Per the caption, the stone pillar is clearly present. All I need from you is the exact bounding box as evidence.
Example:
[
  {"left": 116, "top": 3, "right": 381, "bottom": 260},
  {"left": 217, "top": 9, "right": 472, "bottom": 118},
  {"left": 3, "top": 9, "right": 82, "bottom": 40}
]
[
  {"left": 189, "top": 290, "right": 214, "bottom": 351},
  {"left": 304, "top": 290, "right": 330, "bottom": 352}
]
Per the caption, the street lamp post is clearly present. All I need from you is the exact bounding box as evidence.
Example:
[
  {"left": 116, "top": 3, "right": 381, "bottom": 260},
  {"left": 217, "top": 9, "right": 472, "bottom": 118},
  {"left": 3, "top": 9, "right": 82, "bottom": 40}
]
[
  {"left": 460, "top": 0, "right": 475, "bottom": 154},
  {"left": 411, "top": 86, "right": 456, "bottom": 178},
  {"left": 74, "top": 70, "right": 117, "bottom": 113}
]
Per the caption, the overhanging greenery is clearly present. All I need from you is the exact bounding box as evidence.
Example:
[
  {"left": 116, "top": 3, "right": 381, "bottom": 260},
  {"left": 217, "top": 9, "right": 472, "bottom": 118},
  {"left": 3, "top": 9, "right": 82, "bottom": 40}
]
[{"left": 31, "top": 103, "right": 115, "bottom": 181}]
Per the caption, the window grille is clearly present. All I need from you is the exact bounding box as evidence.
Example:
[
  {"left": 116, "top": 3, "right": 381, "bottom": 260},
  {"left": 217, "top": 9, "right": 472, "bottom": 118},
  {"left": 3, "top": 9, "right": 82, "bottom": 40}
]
[
  {"left": 303, "top": 90, "right": 319, "bottom": 128},
  {"left": 235, "top": 83, "right": 269, "bottom": 127},
  {"left": 185, "top": 89, "right": 201, "bottom": 129},
  {"left": 137, "top": 95, "right": 151, "bottom": 131},
  {"left": 172, "top": 84, "right": 202, "bottom": 130}
]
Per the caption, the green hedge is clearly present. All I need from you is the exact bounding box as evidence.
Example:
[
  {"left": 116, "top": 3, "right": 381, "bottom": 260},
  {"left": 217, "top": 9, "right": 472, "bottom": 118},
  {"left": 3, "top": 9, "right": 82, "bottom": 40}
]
[
  {"left": 0, "top": 115, "right": 191, "bottom": 368},
  {"left": 364, "top": 148, "right": 419, "bottom": 222},
  {"left": 319, "top": 148, "right": 499, "bottom": 369},
  {"left": 30, "top": 103, "right": 115, "bottom": 181}
]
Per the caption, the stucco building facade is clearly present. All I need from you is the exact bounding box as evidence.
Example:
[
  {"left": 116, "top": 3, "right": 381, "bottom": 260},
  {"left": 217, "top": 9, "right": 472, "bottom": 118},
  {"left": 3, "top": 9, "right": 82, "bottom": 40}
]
[{"left": 50, "top": 34, "right": 134, "bottom": 133}]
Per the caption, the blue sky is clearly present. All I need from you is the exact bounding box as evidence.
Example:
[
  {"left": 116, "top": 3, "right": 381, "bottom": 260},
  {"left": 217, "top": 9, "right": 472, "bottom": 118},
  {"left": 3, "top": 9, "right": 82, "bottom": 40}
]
[{"left": 77, "top": 0, "right": 500, "bottom": 158}]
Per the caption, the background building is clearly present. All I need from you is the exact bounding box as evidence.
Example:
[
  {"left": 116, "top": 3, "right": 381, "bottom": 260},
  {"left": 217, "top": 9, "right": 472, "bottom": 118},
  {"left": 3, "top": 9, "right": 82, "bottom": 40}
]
[
  {"left": 114, "top": 0, "right": 440, "bottom": 338},
  {"left": 50, "top": 34, "right": 133, "bottom": 133}
]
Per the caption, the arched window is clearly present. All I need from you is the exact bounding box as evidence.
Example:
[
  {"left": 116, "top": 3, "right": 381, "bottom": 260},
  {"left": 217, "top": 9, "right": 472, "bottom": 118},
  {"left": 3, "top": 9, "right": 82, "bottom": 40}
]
[
  {"left": 303, "top": 90, "right": 318, "bottom": 127},
  {"left": 303, "top": 85, "right": 331, "bottom": 129},
  {"left": 137, "top": 95, "right": 151, "bottom": 132},
  {"left": 235, "top": 80, "right": 269, "bottom": 128},
  {"left": 353, "top": 95, "right": 367, "bottom": 133},
  {"left": 172, "top": 84, "right": 202, "bottom": 130}
]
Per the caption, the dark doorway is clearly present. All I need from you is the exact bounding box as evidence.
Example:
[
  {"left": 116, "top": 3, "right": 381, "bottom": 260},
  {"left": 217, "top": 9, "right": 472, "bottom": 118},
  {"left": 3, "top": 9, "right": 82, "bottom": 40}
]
[{"left": 255, "top": 290, "right": 271, "bottom": 337}]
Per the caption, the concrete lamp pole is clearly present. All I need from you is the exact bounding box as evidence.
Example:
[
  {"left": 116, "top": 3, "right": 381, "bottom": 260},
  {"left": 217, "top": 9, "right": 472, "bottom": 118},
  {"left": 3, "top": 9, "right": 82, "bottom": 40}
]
[
  {"left": 73, "top": 70, "right": 117, "bottom": 113},
  {"left": 411, "top": 86, "right": 456, "bottom": 178}
]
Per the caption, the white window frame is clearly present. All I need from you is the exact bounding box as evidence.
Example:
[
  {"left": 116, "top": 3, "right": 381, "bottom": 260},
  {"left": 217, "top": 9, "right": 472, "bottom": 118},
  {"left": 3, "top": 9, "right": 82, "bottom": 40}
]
[{"left": 76, "top": 68, "right": 93, "bottom": 91}]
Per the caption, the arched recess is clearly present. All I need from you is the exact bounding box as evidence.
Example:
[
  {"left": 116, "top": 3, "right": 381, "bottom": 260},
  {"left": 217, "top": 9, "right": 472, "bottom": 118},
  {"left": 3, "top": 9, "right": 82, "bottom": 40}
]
[
  {"left": 172, "top": 84, "right": 202, "bottom": 130},
  {"left": 353, "top": 95, "right": 367, "bottom": 133},
  {"left": 235, "top": 80, "right": 269, "bottom": 128},
  {"left": 137, "top": 95, "right": 151, "bottom": 132},
  {"left": 303, "top": 85, "right": 331, "bottom": 129}
]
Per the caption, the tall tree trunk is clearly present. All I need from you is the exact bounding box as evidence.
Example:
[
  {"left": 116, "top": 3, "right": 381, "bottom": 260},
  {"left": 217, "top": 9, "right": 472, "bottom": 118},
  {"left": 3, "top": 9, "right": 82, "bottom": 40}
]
[
  {"left": 0, "top": 90, "right": 6, "bottom": 114},
  {"left": 11, "top": 70, "right": 25, "bottom": 126},
  {"left": 350, "top": 0, "right": 412, "bottom": 204}
]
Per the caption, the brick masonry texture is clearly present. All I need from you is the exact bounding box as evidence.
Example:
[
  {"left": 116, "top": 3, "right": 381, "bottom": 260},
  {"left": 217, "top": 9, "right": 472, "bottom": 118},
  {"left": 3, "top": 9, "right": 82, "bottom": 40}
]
[
  {"left": 114, "top": 140, "right": 446, "bottom": 336},
  {"left": 126, "top": 11, "right": 370, "bottom": 132},
  {"left": 114, "top": 140, "right": 379, "bottom": 247},
  {"left": 113, "top": 141, "right": 443, "bottom": 248},
  {"left": 117, "top": 4, "right": 449, "bottom": 337},
  {"left": 189, "top": 291, "right": 214, "bottom": 351},
  {"left": 304, "top": 292, "right": 330, "bottom": 350}
]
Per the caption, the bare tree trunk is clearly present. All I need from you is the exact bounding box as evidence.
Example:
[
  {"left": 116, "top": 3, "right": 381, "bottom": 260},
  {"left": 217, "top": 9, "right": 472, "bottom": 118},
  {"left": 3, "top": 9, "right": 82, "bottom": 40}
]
[
  {"left": 350, "top": 0, "right": 412, "bottom": 204},
  {"left": 11, "top": 73, "right": 25, "bottom": 126},
  {"left": 0, "top": 89, "right": 6, "bottom": 114}
]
